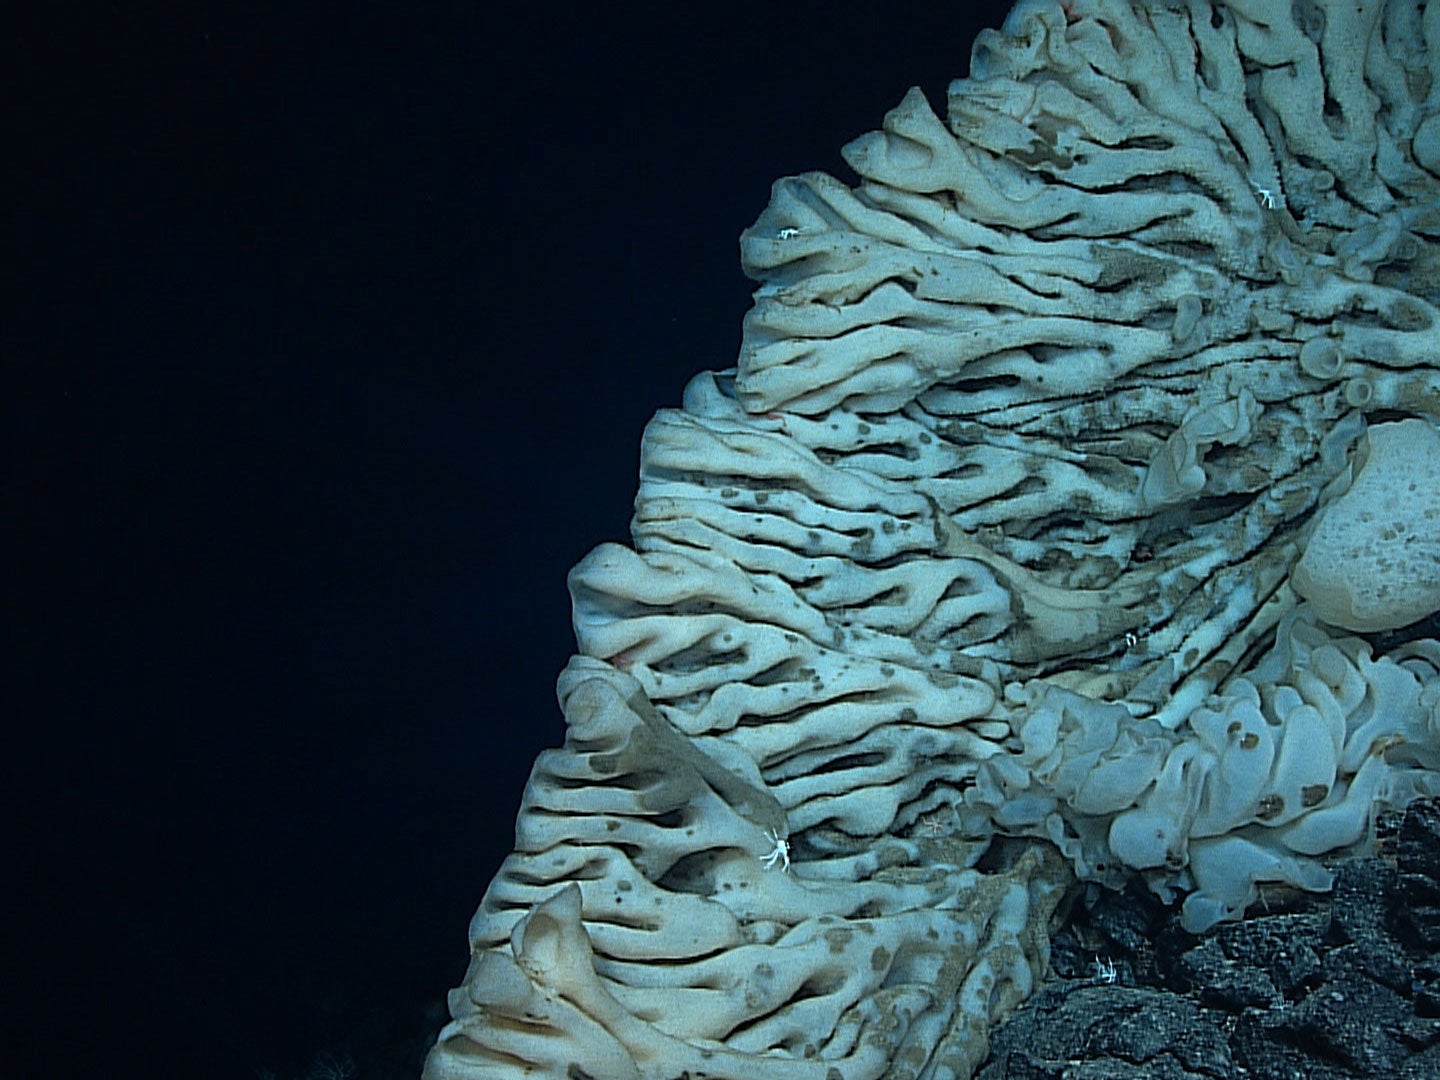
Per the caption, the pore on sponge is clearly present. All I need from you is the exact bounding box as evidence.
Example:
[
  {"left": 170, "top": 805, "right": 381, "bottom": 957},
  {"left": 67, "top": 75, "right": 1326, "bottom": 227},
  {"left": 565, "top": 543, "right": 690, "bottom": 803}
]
[{"left": 1293, "top": 418, "right": 1440, "bottom": 633}]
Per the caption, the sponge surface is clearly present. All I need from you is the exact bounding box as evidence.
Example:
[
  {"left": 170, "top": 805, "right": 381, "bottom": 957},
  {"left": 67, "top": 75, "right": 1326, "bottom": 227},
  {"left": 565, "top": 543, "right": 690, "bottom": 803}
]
[{"left": 1294, "top": 419, "right": 1440, "bottom": 632}]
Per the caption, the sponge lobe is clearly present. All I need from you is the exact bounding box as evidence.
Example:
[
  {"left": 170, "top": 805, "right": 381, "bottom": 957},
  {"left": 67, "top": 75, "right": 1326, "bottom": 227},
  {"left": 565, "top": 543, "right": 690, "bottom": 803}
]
[{"left": 1293, "top": 419, "right": 1440, "bottom": 633}]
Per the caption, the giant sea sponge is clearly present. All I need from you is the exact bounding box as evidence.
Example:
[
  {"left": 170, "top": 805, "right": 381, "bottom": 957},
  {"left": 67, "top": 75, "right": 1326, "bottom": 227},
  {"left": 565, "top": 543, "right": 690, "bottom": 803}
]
[{"left": 425, "top": 2, "right": 1440, "bottom": 1077}]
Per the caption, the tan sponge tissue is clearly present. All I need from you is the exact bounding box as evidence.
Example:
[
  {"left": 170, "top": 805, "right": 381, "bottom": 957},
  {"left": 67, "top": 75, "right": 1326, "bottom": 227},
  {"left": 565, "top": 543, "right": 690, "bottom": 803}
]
[
  {"left": 425, "top": 0, "right": 1440, "bottom": 1076},
  {"left": 1294, "top": 419, "right": 1440, "bottom": 633}
]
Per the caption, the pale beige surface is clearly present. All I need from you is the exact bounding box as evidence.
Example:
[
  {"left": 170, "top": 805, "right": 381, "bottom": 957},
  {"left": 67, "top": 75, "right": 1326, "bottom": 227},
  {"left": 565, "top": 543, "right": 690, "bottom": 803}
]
[
  {"left": 1295, "top": 418, "right": 1440, "bottom": 632},
  {"left": 426, "top": 2, "right": 1440, "bottom": 1076}
]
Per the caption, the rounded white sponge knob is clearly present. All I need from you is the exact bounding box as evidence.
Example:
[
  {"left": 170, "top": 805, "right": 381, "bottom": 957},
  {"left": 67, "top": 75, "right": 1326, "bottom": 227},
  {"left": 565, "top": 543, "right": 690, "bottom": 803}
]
[{"left": 1293, "top": 418, "right": 1440, "bottom": 633}]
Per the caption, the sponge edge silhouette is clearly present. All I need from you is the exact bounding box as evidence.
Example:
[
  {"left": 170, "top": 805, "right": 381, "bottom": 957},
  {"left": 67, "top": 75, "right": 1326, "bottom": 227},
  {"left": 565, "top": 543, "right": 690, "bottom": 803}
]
[
  {"left": 1294, "top": 418, "right": 1440, "bottom": 634},
  {"left": 423, "top": 0, "right": 1440, "bottom": 1076}
]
